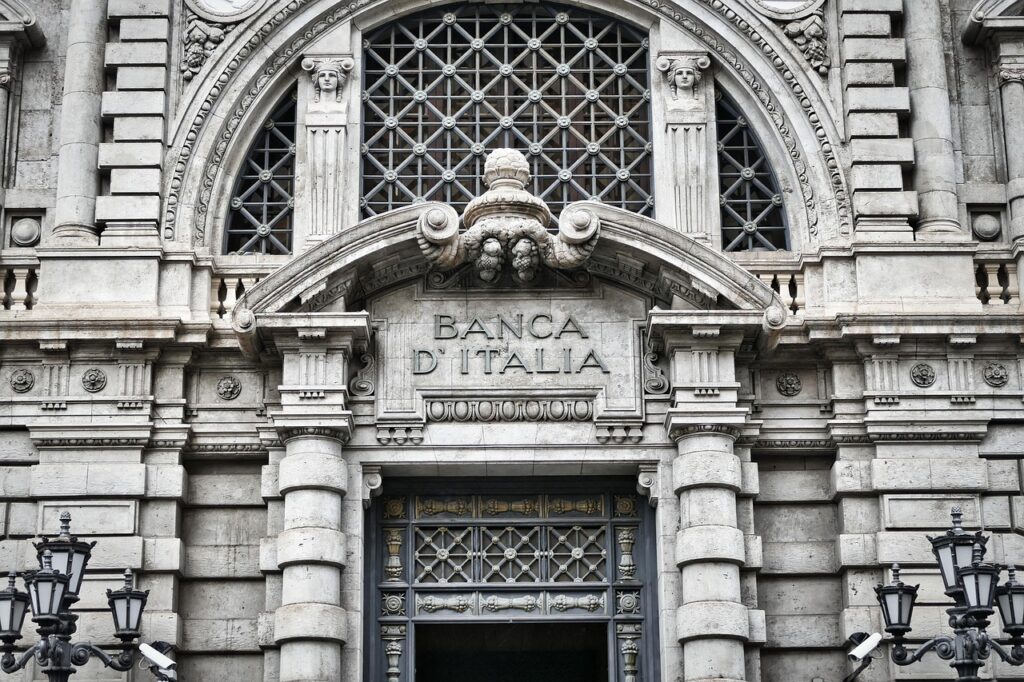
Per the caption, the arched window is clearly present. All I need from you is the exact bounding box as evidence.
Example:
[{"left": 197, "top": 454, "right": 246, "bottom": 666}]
[
  {"left": 360, "top": 3, "right": 653, "bottom": 220},
  {"left": 716, "top": 92, "right": 788, "bottom": 251},
  {"left": 224, "top": 95, "right": 297, "bottom": 254}
]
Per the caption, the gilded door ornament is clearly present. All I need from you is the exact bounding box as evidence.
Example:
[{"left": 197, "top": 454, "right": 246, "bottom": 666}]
[{"left": 416, "top": 149, "right": 601, "bottom": 283}]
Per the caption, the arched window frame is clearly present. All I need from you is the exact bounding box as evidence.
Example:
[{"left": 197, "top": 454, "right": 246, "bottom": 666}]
[{"left": 213, "top": 5, "right": 811, "bottom": 258}]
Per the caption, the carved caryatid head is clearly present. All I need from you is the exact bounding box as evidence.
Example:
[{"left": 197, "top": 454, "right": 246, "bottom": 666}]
[
  {"left": 301, "top": 56, "right": 355, "bottom": 103},
  {"left": 656, "top": 54, "right": 711, "bottom": 100}
]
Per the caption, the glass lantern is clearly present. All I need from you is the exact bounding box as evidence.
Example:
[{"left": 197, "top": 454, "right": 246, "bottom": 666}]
[
  {"left": 997, "top": 566, "right": 1024, "bottom": 639},
  {"left": 36, "top": 511, "right": 95, "bottom": 599},
  {"left": 959, "top": 546, "right": 999, "bottom": 618},
  {"left": 106, "top": 569, "right": 148, "bottom": 641},
  {"left": 0, "top": 573, "right": 30, "bottom": 643},
  {"left": 929, "top": 506, "right": 987, "bottom": 598},
  {"left": 24, "top": 551, "right": 69, "bottom": 624},
  {"left": 876, "top": 563, "right": 919, "bottom": 638}
]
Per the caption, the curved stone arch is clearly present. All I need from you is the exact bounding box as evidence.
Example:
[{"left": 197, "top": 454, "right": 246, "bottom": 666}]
[
  {"left": 166, "top": 0, "right": 850, "bottom": 248},
  {"left": 231, "top": 201, "right": 788, "bottom": 338},
  {"left": 0, "top": 0, "right": 45, "bottom": 46}
]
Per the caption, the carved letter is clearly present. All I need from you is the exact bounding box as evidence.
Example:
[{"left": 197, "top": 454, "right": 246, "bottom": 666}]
[
  {"left": 434, "top": 314, "right": 458, "bottom": 339},
  {"left": 577, "top": 349, "right": 610, "bottom": 374},
  {"left": 529, "top": 314, "right": 553, "bottom": 339},
  {"left": 555, "top": 315, "right": 588, "bottom": 339},
  {"left": 412, "top": 350, "right": 437, "bottom": 374}
]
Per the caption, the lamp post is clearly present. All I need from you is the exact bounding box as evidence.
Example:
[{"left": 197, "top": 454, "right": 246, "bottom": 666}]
[
  {"left": 873, "top": 506, "right": 1024, "bottom": 681},
  {"left": 0, "top": 512, "right": 150, "bottom": 682}
]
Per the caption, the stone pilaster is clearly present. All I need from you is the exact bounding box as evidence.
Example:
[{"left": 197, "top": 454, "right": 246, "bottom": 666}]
[
  {"left": 261, "top": 314, "right": 369, "bottom": 681},
  {"left": 904, "top": 0, "right": 962, "bottom": 237},
  {"left": 660, "top": 326, "right": 756, "bottom": 682},
  {"left": 52, "top": 0, "right": 108, "bottom": 244},
  {"left": 998, "top": 60, "right": 1024, "bottom": 241}
]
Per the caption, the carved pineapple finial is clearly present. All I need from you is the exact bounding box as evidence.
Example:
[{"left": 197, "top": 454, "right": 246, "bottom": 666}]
[{"left": 482, "top": 148, "right": 531, "bottom": 189}]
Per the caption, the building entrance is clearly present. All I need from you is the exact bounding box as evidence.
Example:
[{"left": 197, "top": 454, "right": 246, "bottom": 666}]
[
  {"left": 414, "top": 622, "right": 608, "bottom": 682},
  {"left": 367, "top": 478, "right": 658, "bottom": 681}
]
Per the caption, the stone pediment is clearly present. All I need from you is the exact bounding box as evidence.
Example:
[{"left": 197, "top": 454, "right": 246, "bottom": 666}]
[{"left": 233, "top": 149, "right": 787, "bottom": 350}]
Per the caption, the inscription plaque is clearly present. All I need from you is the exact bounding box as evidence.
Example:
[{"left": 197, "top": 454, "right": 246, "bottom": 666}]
[{"left": 371, "top": 281, "right": 647, "bottom": 423}]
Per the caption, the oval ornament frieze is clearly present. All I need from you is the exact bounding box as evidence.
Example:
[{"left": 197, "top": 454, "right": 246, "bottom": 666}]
[
  {"left": 184, "top": 0, "right": 266, "bottom": 23},
  {"left": 745, "top": 0, "right": 826, "bottom": 20}
]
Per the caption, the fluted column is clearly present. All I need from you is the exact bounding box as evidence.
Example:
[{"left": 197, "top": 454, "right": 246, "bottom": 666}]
[
  {"left": 52, "top": 0, "right": 107, "bottom": 244},
  {"left": 905, "top": 0, "right": 961, "bottom": 236},
  {"left": 673, "top": 426, "right": 748, "bottom": 682},
  {"left": 274, "top": 427, "right": 349, "bottom": 681}
]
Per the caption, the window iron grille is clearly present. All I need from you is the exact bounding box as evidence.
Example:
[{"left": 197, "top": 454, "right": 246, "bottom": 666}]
[
  {"left": 716, "top": 91, "right": 788, "bottom": 251},
  {"left": 360, "top": 3, "right": 654, "bottom": 221},
  {"left": 225, "top": 95, "right": 297, "bottom": 254}
]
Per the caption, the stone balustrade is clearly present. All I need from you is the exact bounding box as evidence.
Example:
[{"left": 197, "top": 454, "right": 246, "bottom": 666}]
[
  {"left": 974, "top": 258, "right": 1020, "bottom": 306},
  {"left": 211, "top": 271, "right": 271, "bottom": 319},
  {"left": 1, "top": 257, "right": 38, "bottom": 310}
]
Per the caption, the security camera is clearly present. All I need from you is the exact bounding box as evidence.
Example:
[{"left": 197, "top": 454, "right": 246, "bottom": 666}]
[
  {"left": 848, "top": 632, "right": 882, "bottom": 662},
  {"left": 139, "top": 641, "right": 177, "bottom": 681}
]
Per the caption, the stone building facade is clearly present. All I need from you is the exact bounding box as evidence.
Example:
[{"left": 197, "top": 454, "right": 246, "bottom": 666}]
[{"left": 2, "top": 0, "right": 1024, "bottom": 680}]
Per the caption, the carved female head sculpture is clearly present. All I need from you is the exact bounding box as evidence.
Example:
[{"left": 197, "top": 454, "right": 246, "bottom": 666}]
[
  {"left": 656, "top": 54, "right": 711, "bottom": 100},
  {"left": 301, "top": 56, "right": 355, "bottom": 103}
]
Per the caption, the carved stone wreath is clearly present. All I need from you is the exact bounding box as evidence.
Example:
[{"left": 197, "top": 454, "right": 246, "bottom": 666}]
[
  {"left": 910, "top": 363, "right": 936, "bottom": 388},
  {"left": 417, "top": 149, "right": 600, "bottom": 284},
  {"left": 983, "top": 363, "right": 1009, "bottom": 388},
  {"left": 775, "top": 372, "right": 802, "bottom": 397},
  {"left": 216, "top": 376, "right": 242, "bottom": 400},
  {"left": 9, "top": 368, "right": 34, "bottom": 393},
  {"left": 81, "top": 369, "right": 107, "bottom": 393}
]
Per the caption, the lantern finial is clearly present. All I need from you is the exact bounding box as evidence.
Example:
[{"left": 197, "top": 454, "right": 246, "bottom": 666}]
[
  {"left": 58, "top": 511, "right": 71, "bottom": 538},
  {"left": 122, "top": 568, "right": 133, "bottom": 590},
  {"left": 951, "top": 506, "right": 964, "bottom": 533},
  {"left": 41, "top": 549, "right": 53, "bottom": 572},
  {"left": 973, "top": 542, "right": 985, "bottom": 566},
  {"left": 892, "top": 563, "right": 902, "bottom": 583}
]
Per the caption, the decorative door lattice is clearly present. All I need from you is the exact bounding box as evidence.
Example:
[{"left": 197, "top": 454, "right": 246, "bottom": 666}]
[
  {"left": 370, "top": 484, "right": 655, "bottom": 682},
  {"left": 360, "top": 3, "right": 653, "bottom": 219},
  {"left": 716, "top": 91, "right": 788, "bottom": 251}
]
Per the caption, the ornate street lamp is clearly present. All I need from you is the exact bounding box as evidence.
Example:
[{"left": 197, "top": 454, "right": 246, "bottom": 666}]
[
  {"left": 0, "top": 512, "right": 152, "bottom": 682},
  {"left": 870, "top": 507, "right": 1024, "bottom": 681}
]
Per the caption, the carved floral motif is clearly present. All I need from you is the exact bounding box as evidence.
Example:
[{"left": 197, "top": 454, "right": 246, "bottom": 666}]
[
  {"left": 9, "top": 368, "right": 34, "bottom": 393},
  {"left": 776, "top": 372, "right": 802, "bottom": 397},
  {"left": 910, "top": 363, "right": 936, "bottom": 388},
  {"left": 216, "top": 376, "right": 242, "bottom": 400},
  {"left": 81, "top": 369, "right": 106, "bottom": 393},
  {"left": 983, "top": 363, "right": 1009, "bottom": 387},
  {"left": 782, "top": 13, "right": 830, "bottom": 76},
  {"left": 181, "top": 11, "right": 228, "bottom": 81}
]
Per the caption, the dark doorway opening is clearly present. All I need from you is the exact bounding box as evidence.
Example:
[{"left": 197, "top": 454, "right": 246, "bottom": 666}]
[{"left": 414, "top": 622, "right": 609, "bottom": 682}]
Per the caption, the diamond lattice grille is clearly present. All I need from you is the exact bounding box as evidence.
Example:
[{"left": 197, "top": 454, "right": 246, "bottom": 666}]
[
  {"left": 716, "top": 92, "right": 788, "bottom": 251},
  {"left": 360, "top": 3, "right": 653, "bottom": 219},
  {"left": 225, "top": 96, "right": 297, "bottom": 254}
]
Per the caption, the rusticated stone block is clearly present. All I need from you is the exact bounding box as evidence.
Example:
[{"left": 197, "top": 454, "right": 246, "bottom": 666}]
[
  {"left": 113, "top": 116, "right": 165, "bottom": 141},
  {"left": 115, "top": 65, "right": 166, "bottom": 90},
  {"left": 119, "top": 17, "right": 170, "bottom": 41},
  {"left": 835, "top": 533, "right": 877, "bottom": 567},
  {"left": 183, "top": 618, "right": 260, "bottom": 652},
  {"left": 101, "top": 91, "right": 165, "bottom": 116},
  {"left": 676, "top": 526, "right": 745, "bottom": 565},
  {"left": 278, "top": 452, "right": 347, "bottom": 494},
  {"left": 274, "top": 603, "right": 347, "bottom": 644},
  {"left": 851, "top": 138, "right": 915, "bottom": 164},
  {"left": 144, "top": 538, "right": 184, "bottom": 571},
  {"left": 673, "top": 451, "right": 741, "bottom": 491},
  {"left": 843, "top": 38, "right": 906, "bottom": 63},
  {"left": 871, "top": 458, "right": 988, "bottom": 491},
  {"left": 830, "top": 460, "right": 872, "bottom": 496},
  {"left": 276, "top": 527, "right": 346, "bottom": 568},
  {"left": 30, "top": 463, "right": 147, "bottom": 496},
  {"left": 676, "top": 600, "right": 749, "bottom": 641},
  {"left": 765, "top": 614, "right": 841, "bottom": 648},
  {"left": 846, "top": 87, "right": 910, "bottom": 112},
  {"left": 146, "top": 464, "right": 187, "bottom": 498},
  {"left": 0, "top": 467, "right": 31, "bottom": 496},
  {"left": 105, "top": 42, "right": 167, "bottom": 66}
]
